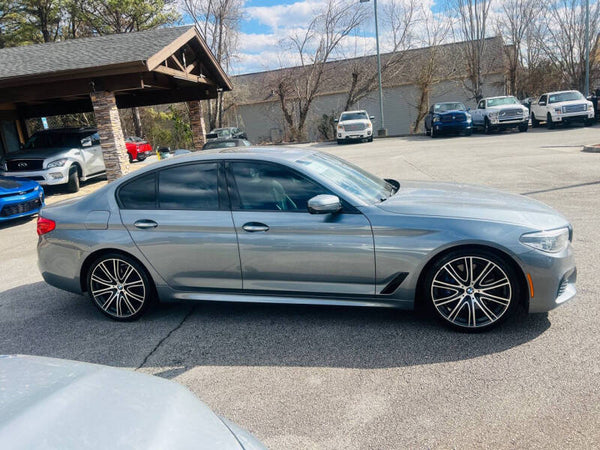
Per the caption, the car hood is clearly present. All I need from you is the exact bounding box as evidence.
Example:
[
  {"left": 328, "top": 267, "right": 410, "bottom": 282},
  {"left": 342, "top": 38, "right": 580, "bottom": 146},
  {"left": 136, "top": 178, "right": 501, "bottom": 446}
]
[
  {"left": 0, "top": 177, "right": 39, "bottom": 194},
  {"left": 0, "top": 355, "right": 251, "bottom": 450},
  {"left": 4, "top": 148, "right": 75, "bottom": 160},
  {"left": 377, "top": 181, "right": 568, "bottom": 229},
  {"left": 436, "top": 109, "right": 467, "bottom": 115},
  {"left": 340, "top": 119, "right": 370, "bottom": 125},
  {"left": 548, "top": 99, "right": 591, "bottom": 106}
]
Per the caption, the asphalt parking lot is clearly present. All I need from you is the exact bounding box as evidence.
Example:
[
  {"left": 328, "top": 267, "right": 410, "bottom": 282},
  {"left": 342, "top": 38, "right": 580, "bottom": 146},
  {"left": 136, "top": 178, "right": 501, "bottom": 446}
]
[{"left": 1, "top": 125, "right": 599, "bottom": 449}]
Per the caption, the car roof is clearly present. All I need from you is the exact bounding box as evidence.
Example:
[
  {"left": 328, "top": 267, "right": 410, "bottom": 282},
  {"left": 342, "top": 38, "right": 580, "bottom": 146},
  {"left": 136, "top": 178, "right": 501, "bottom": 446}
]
[
  {"left": 34, "top": 127, "right": 97, "bottom": 134},
  {"left": 484, "top": 96, "right": 516, "bottom": 100},
  {"left": 341, "top": 110, "right": 367, "bottom": 114},
  {"left": 544, "top": 90, "right": 581, "bottom": 95}
]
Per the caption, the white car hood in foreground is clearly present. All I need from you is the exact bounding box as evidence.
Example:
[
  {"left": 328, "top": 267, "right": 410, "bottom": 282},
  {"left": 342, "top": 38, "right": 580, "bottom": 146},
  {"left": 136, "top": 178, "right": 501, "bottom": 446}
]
[{"left": 0, "top": 355, "right": 262, "bottom": 450}]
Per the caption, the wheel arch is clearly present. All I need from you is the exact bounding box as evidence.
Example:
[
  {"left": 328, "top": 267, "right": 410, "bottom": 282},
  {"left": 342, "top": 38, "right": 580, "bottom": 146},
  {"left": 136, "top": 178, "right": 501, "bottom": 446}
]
[
  {"left": 80, "top": 247, "right": 156, "bottom": 295},
  {"left": 414, "top": 243, "right": 529, "bottom": 310},
  {"left": 69, "top": 161, "right": 83, "bottom": 177}
]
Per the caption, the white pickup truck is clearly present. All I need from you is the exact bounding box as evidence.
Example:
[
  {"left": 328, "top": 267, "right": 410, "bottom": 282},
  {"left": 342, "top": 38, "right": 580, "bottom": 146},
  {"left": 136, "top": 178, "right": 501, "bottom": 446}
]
[
  {"left": 530, "top": 90, "right": 595, "bottom": 128},
  {"left": 470, "top": 96, "right": 529, "bottom": 134}
]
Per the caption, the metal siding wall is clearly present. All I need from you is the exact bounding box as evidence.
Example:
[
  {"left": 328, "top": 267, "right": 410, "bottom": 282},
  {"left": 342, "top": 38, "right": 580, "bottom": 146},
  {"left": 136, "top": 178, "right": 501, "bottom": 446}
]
[{"left": 236, "top": 74, "right": 506, "bottom": 141}]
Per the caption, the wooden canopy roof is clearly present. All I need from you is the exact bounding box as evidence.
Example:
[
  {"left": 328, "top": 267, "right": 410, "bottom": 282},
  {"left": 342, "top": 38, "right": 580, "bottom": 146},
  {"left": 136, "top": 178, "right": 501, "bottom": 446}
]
[{"left": 0, "top": 26, "right": 232, "bottom": 119}]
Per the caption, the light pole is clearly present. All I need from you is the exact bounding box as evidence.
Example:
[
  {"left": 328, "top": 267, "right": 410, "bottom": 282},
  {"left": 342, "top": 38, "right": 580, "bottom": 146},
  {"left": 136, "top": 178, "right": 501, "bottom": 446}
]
[
  {"left": 360, "top": 0, "right": 387, "bottom": 136},
  {"left": 584, "top": 0, "right": 590, "bottom": 97}
]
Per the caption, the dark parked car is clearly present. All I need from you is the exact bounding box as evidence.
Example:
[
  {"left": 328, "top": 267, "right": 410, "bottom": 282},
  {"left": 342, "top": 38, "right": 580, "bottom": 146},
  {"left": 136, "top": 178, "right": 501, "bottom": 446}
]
[
  {"left": 202, "top": 139, "right": 251, "bottom": 150},
  {"left": 0, "top": 176, "right": 44, "bottom": 222},
  {"left": 205, "top": 127, "right": 247, "bottom": 141},
  {"left": 424, "top": 102, "right": 473, "bottom": 137}
]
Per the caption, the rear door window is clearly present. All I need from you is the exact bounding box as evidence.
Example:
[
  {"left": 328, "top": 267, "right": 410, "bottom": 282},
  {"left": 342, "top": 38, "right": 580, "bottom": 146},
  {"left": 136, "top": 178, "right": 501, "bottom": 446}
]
[
  {"left": 118, "top": 173, "right": 157, "bottom": 209},
  {"left": 158, "top": 163, "right": 219, "bottom": 210}
]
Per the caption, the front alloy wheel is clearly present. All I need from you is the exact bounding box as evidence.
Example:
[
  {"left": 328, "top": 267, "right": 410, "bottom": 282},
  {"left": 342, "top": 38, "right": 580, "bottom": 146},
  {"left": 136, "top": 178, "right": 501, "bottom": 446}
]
[
  {"left": 88, "top": 254, "right": 152, "bottom": 321},
  {"left": 426, "top": 251, "right": 519, "bottom": 331}
]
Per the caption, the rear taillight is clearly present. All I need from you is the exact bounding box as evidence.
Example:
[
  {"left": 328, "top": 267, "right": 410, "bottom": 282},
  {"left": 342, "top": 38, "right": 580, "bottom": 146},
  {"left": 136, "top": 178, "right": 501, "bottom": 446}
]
[{"left": 37, "top": 216, "right": 56, "bottom": 235}]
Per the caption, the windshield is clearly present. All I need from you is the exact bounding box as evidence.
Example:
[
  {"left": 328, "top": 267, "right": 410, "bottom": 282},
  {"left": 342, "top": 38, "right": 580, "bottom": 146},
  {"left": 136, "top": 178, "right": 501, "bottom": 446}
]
[
  {"left": 211, "top": 129, "right": 232, "bottom": 138},
  {"left": 296, "top": 152, "right": 395, "bottom": 204},
  {"left": 548, "top": 92, "right": 584, "bottom": 103},
  {"left": 204, "top": 140, "right": 239, "bottom": 149},
  {"left": 486, "top": 97, "right": 519, "bottom": 107},
  {"left": 434, "top": 103, "right": 466, "bottom": 112},
  {"left": 24, "top": 132, "right": 83, "bottom": 150},
  {"left": 340, "top": 112, "right": 368, "bottom": 121}
]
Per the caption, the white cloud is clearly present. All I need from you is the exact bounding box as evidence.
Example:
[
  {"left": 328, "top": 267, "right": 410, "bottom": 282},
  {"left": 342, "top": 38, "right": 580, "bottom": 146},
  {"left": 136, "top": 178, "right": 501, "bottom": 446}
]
[{"left": 246, "top": 0, "right": 327, "bottom": 31}]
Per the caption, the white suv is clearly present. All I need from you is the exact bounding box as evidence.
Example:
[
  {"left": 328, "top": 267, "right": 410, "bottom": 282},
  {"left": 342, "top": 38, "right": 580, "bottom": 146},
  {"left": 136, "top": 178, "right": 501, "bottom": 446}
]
[
  {"left": 530, "top": 90, "right": 594, "bottom": 128},
  {"left": 335, "top": 110, "right": 374, "bottom": 144}
]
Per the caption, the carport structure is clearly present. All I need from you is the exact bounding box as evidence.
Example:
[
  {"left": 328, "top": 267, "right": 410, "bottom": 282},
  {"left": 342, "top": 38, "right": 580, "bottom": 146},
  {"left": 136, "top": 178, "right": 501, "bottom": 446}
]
[{"left": 0, "top": 26, "right": 232, "bottom": 181}]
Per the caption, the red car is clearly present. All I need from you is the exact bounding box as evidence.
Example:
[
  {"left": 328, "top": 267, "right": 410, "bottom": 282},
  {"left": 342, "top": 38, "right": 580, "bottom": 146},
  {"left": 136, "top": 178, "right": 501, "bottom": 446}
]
[{"left": 125, "top": 137, "right": 153, "bottom": 162}]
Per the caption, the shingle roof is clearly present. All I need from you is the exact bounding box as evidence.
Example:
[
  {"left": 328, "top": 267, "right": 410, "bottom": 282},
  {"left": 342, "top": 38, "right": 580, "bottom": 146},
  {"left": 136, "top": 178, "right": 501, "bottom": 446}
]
[
  {"left": 0, "top": 26, "right": 194, "bottom": 81},
  {"left": 232, "top": 36, "right": 506, "bottom": 105}
]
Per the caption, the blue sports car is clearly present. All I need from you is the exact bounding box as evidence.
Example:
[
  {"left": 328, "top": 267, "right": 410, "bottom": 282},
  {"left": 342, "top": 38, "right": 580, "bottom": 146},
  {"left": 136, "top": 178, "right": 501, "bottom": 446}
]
[{"left": 0, "top": 176, "right": 44, "bottom": 221}]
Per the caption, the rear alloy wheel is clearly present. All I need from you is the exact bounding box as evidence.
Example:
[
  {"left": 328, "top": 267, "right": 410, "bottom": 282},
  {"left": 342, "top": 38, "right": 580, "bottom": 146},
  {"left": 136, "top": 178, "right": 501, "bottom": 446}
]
[
  {"left": 425, "top": 250, "right": 520, "bottom": 331},
  {"left": 87, "top": 253, "right": 153, "bottom": 321}
]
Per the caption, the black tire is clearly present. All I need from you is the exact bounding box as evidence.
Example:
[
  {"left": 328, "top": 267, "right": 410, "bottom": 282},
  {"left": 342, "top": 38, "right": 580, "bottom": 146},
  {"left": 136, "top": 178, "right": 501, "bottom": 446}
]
[
  {"left": 423, "top": 248, "right": 522, "bottom": 332},
  {"left": 584, "top": 119, "right": 593, "bottom": 127},
  {"left": 368, "top": 136, "right": 373, "bottom": 142},
  {"left": 87, "top": 252, "right": 155, "bottom": 321},
  {"left": 547, "top": 113, "right": 555, "bottom": 129},
  {"left": 464, "top": 129, "right": 472, "bottom": 136},
  {"left": 431, "top": 126, "right": 436, "bottom": 138},
  {"left": 128, "top": 153, "right": 134, "bottom": 163},
  {"left": 137, "top": 154, "right": 147, "bottom": 161},
  {"left": 531, "top": 114, "right": 540, "bottom": 128},
  {"left": 337, "top": 139, "right": 343, "bottom": 145},
  {"left": 483, "top": 118, "right": 492, "bottom": 134},
  {"left": 425, "top": 128, "right": 431, "bottom": 136},
  {"left": 66, "top": 166, "right": 80, "bottom": 193},
  {"left": 518, "top": 123, "right": 528, "bottom": 132}
]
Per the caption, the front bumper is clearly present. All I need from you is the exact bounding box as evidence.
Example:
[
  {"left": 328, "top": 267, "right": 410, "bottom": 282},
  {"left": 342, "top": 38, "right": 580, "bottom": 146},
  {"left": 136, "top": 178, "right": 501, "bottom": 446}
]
[
  {"left": 432, "top": 121, "right": 472, "bottom": 133},
  {"left": 0, "top": 165, "right": 70, "bottom": 185},
  {"left": 521, "top": 245, "right": 577, "bottom": 313},
  {"left": 338, "top": 129, "right": 373, "bottom": 140},
  {"left": 489, "top": 117, "right": 528, "bottom": 127},
  {"left": 0, "top": 189, "right": 44, "bottom": 221},
  {"left": 551, "top": 111, "right": 594, "bottom": 122}
]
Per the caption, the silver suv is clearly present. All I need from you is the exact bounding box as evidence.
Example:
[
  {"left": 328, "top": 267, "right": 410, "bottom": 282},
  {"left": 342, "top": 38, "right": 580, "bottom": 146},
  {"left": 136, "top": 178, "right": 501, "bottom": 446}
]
[{"left": 0, "top": 128, "right": 106, "bottom": 192}]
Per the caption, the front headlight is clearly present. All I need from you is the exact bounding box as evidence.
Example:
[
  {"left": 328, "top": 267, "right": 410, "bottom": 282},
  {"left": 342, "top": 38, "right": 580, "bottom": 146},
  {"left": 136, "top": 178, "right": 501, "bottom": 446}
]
[
  {"left": 488, "top": 111, "right": 498, "bottom": 119},
  {"left": 47, "top": 158, "right": 67, "bottom": 168},
  {"left": 465, "top": 113, "right": 472, "bottom": 122},
  {"left": 366, "top": 122, "right": 372, "bottom": 128},
  {"left": 520, "top": 227, "right": 570, "bottom": 253},
  {"left": 337, "top": 125, "right": 344, "bottom": 131},
  {"left": 554, "top": 108, "right": 561, "bottom": 114},
  {"left": 588, "top": 104, "right": 594, "bottom": 111},
  {"left": 433, "top": 114, "right": 441, "bottom": 123}
]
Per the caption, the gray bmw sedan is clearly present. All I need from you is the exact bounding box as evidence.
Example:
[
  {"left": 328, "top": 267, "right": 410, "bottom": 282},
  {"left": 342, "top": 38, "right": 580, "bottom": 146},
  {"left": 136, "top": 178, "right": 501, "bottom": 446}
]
[{"left": 37, "top": 148, "right": 576, "bottom": 331}]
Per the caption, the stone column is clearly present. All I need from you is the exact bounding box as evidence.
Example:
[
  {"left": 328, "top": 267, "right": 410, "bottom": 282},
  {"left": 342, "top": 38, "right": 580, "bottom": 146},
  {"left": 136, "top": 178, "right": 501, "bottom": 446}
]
[
  {"left": 90, "top": 91, "right": 129, "bottom": 182},
  {"left": 188, "top": 100, "right": 207, "bottom": 151}
]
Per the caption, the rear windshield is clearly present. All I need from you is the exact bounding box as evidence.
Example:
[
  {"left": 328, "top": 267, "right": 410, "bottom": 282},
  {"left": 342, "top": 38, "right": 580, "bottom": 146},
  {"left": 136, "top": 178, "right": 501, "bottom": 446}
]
[
  {"left": 203, "top": 140, "right": 238, "bottom": 149},
  {"left": 548, "top": 92, "right": 584, "bottom": 103},
  {"left": 25, "top": 132, "right": 84, "bottom": 150},
  {"left": 486, "top": 97, "right": 519, "bottom": 107},
  {"left": 340, "top": 112, "right": 368, "bottom": 121}
]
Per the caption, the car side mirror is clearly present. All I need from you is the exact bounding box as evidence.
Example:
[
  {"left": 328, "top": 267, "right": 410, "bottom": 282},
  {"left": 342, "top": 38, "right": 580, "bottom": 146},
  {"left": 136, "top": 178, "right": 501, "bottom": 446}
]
[
  {"left": 539, "top": 101, "right": 546, "bottom": 106},
  {"left": 308, "top": 194, "right": 342, "bottom": 214},
  {"left": 370, "top": 116, "right": 375, "bottom": 120},
  {"left": 81, "top": 137, "right": 92, "bottom": 148},
  {"left": 334, "top": 119, "right": 339, "bottom": 123},
  {"left": 467, "top": 107, "right": 471, "bottom": 111}
]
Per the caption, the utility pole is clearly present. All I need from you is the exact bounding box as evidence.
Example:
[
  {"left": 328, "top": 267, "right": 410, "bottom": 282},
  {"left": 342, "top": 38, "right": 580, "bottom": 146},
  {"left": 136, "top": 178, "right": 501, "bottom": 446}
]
[
  {"left": 360, "top": 0, "right": 387, "bottom": 136},
  {"left": 585, "top": 0, "right": 590, "bottom": 96}
]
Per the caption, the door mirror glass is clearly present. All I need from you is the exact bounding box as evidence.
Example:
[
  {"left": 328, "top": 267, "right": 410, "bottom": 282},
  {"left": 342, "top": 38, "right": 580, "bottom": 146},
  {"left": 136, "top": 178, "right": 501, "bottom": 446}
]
[
  {"left": 307, "top": 194, "right": 342, "bottom": 214},
  {"left": 539, "top": 101, "right": 546, "bottom": 106},
  {"left": 334, "top": 119, "right": 339, "bottom": 123},
  {"left": 81, "top": 137, "right": 92, "bottom": 148},
  {"left": 369, "top": 116, "right": 375, "bottom": 120}
]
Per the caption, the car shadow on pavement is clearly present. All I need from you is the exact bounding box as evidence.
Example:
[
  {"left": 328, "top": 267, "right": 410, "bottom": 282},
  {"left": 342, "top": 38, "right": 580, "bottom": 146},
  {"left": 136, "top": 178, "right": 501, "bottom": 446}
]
[{"left": 0, "top": 282, "right": 550, "bottom": 372}]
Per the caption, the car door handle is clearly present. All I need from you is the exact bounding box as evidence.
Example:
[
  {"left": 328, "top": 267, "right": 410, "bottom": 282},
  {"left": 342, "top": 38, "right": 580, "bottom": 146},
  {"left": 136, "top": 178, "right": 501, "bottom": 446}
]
[
  {"left": 134, "top": 220, "right": 158, "bottom": 229},
  {"left": 242, "top": 222, "right": 269, "bottom": 232}
]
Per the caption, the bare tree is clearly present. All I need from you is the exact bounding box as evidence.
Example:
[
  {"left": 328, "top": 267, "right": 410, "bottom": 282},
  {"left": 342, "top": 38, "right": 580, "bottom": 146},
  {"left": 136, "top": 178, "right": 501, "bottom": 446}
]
[
  {"left": 409, "top": 9, "right": 453, "bottom": 132},
  {"left": 496, "top": 0, "right": 539, "bottom": 96},
  {"left": 535, "top": 0, "right": 600, "bottom": 91},
  {"left": 448, "top": 0, "right": 493, "bottom": 102},
  {"left": 183, "top": 0, "right": 243, "bottom": 129},
  {"left": 273, "top": 0, "right": 366, "bottom": 141},
  {"left": 342, "top": 0, "right": 417, "bottom": 111}
]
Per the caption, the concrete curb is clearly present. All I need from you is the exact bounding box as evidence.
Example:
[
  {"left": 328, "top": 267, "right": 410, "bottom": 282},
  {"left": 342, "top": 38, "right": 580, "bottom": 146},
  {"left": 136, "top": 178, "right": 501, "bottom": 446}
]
[{"left": 582, "top": 144, "right": 600, "bottom": 153}]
